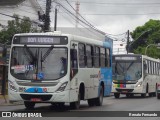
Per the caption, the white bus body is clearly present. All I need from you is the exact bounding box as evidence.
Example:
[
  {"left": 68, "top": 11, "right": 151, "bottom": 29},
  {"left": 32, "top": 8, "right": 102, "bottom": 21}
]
[
  {"left": 8, "top": 32, "right": 112, "bottom": 109},
  {"left": 112, "top": 54, "right": 160, "bottom": 98}
]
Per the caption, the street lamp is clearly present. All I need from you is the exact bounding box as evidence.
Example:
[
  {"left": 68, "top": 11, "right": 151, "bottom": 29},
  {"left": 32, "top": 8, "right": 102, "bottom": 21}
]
[
  {"left": 127, "top": 29, "right": 152, "bottom": 53},
  {"left": 145, "top": 43, "right": 160, "bottom": 55}
]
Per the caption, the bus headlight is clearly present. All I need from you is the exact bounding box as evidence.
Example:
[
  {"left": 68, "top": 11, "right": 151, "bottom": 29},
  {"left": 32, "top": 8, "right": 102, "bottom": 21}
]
[
  {"left": 136, "top": 81, "right": 142, "bottom": 87},
  {"left": 56, "top": 82, "right": 68, "bottom": 92},
  {"left": 8, "top": 81, "right": 17, "bottom": 92}
]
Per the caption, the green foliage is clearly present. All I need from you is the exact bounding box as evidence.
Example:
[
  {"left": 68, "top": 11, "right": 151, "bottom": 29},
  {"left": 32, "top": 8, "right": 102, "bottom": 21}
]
[
  {"left": 0, "top": 14, "right": 39, "bottom": 44},
  {"left": 131, "top": 19, "right": 160, "bottom": 58}
]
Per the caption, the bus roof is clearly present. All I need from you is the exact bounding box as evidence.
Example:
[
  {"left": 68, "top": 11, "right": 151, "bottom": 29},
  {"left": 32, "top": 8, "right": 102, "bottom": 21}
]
[
  {"left": 13, "top": 32, "right": 112, "bottom": 48},
  {"left": 113, "top": 54, "right": 160, "bottom": 62}
]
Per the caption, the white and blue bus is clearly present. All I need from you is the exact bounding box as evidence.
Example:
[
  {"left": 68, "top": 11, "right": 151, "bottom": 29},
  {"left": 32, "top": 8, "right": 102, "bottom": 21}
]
[
  {"left": 8, "top": 32, "right": 112, "bottom": 109},
  {"left": 112, "top": 54, "right": 160, "bottom": 98}
]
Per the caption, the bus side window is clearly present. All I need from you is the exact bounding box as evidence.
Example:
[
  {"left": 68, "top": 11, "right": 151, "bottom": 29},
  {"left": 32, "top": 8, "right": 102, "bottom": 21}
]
[
  {"left": 143, "top": 60, "right": 147, "bottom": 76},
  {"left": 70, "top": 49, "right": 78, "bottom": 79}
]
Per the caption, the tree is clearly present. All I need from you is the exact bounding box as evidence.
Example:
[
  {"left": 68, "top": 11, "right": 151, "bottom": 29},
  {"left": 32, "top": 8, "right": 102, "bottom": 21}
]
[
  {"left": 0, "top": 14, "right": 40, "bottom": 44},
  {"left": 131, "top": 19, "right": 160, "bottom": 58}
]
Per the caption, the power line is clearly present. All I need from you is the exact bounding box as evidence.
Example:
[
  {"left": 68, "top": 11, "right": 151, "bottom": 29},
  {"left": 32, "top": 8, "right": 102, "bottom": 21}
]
[
  {"left": 53, "top": 1, "right": 105, "bottom": 35},
  {"left": 62, "top": 0, "right": 105, "bottom": 35},
  {"left": 81, "top": 13, "right": 160, "bottom": 16},
  {"left": 106, "top": 31, "right": 127, "bottom": 36},
  {"left": 62, "top": 1, "right": 160, "bottom": 5},
  {"left": 56, "top": 8, "right": 102, "bottom": 39},
  {"left": 53, "top": 0, "right": 126, "bottom": 36}
]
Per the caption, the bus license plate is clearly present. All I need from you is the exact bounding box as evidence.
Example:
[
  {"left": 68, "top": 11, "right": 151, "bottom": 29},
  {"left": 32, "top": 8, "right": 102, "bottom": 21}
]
[
  {"left": 31, "top": 98, "right": 42, "bottom": 102},
  {"left": 122, "top": 90, "right": 128, "bottom": 93}
]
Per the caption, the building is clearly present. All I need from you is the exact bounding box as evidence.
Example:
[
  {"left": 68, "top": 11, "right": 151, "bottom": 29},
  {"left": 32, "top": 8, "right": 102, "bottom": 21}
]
[{"left": 113, "top": 40, "right": 127, "bottom": 55}]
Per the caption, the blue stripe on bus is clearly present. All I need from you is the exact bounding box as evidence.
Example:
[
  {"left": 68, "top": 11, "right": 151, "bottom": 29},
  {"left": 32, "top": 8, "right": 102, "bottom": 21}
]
[
  {"left": 25, "top": 87, "right": 45, "bottom": 93},
  {"left": 100, "top": 68, "right": 112, "bottom": 96}
]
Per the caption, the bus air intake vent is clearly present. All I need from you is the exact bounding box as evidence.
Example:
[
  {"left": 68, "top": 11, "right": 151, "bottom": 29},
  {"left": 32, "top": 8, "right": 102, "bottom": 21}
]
[
  {"left": 116, "top": 89, "right": 134, "bottom": 93},
  {"left": 20, "top": 94, "right": 52, "bottom": 101}
]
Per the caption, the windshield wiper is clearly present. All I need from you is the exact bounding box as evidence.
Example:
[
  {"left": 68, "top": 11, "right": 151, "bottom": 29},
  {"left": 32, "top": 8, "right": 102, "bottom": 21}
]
[
  {"left": 24, "top": 45, "right": 37, "bottom": 64},
  {"left": 126, "top": 61, "right": 134, "bottom": 71},
  {"left": 41, "top": 46, "right": 54, "bottom": 62}
]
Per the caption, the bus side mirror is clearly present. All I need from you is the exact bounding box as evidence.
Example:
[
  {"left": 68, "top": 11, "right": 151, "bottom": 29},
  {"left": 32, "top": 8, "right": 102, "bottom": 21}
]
[{"left": 71, "top": 49, "right": 77, "bottom": 61}]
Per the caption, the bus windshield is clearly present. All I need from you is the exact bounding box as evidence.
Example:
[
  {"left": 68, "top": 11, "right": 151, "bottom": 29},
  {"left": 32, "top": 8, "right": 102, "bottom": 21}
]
[
  {"left": 112, "top": 61, "right": 142, "bottom": 81},
  {"left": 10, "top": 47, "right": 68, "bottom": 80}
]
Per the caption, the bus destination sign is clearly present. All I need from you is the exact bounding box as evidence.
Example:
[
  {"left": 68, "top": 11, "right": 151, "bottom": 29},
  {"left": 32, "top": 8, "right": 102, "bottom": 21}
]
[
  {"left": 26, "top": 37, "right": 59, "bottom": 44},
  {"left": 113, "top": 55, "right": 142, "bottom": 62},
  {"left": 115, "top": 57, "right": 137, "bottom": 61},
  {"left": 13, "top": 36, "right": 68, "bottom": 45}
]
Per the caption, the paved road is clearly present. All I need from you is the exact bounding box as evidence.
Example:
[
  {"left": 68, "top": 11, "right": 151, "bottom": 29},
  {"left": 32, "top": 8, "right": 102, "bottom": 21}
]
[{"left": 0, "top": 95, "right": 160, "bottom": 120}]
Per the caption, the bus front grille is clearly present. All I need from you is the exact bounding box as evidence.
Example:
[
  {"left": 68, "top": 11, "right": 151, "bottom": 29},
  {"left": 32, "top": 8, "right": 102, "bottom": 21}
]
[
  {"left": 20, "top": 94, "right": 52, "bottom": 101},
  {"left": 116, "top": 89, "right": 134, "bottom": 93},
  {"left": 17, "top": 81, "right": 58, "bottom": 87}
]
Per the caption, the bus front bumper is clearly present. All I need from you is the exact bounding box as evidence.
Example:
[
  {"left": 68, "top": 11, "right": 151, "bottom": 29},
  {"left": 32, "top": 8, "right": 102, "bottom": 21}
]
[
  {"left": 8, "top": 90, "right": 70, "bottom": 103},
  {"left": 112, "top": 85, "right": 143, "bottom": 94}
]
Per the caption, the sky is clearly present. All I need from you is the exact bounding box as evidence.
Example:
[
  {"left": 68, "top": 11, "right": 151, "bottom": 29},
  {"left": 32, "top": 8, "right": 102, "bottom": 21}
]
[{"left": 46, "top": 0, "right": 160, "bottom": 36}]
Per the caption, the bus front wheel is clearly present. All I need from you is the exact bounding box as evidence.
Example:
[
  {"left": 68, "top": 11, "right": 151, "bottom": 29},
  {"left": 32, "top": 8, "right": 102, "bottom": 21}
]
[
  {"left": 114, "top": 93, "right": 120, "bottom": 98},
  {"left": 24, "top": 101, "right": 35, "bottom": 110},
  {"left": 70, "top": 93, "right": 80, "bottom": 109}
]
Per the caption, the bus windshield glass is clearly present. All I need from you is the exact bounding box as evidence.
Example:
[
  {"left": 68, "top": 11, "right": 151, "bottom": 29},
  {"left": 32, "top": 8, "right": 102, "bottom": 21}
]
[
  {"left": 112, "top": 56, "right": 142, "bottom": 81},
  {"left": 10, "top": 47, "right": 68, "bottom": 80}
]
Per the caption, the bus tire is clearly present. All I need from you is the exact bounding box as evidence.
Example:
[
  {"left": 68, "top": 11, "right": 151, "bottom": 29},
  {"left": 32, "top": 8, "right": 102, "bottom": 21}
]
[
  {"left": 24, "top": 101, "right": 35, "bottom": 110},
  {"left": 153, "top": 85, "right": 157, "bottom": 97},
  {"left": 126, "top": 94, "right": 129, "bottom": 98},
  {"left": 95, "top": 86, "right": 104, "bottom": 106},
  {"left": 157, "top": 93, "right": 160, "bottom": 99},
  {"left": 88, "top": 99, "right": 95, "bottom": 106},
  {"left": 141, "top": 84, "right": 148, "bottom": 98},
  {"left": 141, "top": 93, "right": 146, "bottom": 98},
  {"left": 149, "top": 93, "right": 152, "bottom": 97},
  {"left": 70, "top": 93, "right": 80, "bottom": 109},
  {"left": 114, "top": 93, "right": 120, "bottom": 98}
]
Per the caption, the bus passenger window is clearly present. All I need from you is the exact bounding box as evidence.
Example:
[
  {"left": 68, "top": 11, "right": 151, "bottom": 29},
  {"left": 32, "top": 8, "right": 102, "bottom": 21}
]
[
  {"left": 106, "top": 49, "right": 110, "bottom": 67},
  {"left": 86, "top": 45, "right": 92, "bottom": 68},
  {"left": 100, "top": 48, "right": 105, "bottom": 67},
  {"left": 94, "top": 46, "right": 100, "bottom": 68},
  {"left": 78, "top": 43, "right": 85, "bottom": 68}
]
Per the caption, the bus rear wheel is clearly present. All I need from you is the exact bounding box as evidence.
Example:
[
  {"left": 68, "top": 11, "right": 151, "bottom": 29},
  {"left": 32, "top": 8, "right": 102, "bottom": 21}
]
[
  {"left": 24, "top": 101, "right": 35, "bottom": 110},
  {"left": 114, "top": 93, "right": 120, "bottom": 98},
  {"left": 95, "top": 86, "right": 104, "bottom": 106}
]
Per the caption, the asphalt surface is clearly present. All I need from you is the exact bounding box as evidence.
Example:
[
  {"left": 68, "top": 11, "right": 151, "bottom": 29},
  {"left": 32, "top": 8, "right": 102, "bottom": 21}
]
[{"left": 0, "top": 94, "right": 160, "bottom": 120}]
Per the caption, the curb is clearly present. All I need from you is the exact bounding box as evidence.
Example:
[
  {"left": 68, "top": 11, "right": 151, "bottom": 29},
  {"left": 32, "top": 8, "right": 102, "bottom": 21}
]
[
  {"left": 0, "top": 102, "right": 23, "bottom": 106},
  {"left": 0, "top": 95, "right": 23, "bottom": 106}
]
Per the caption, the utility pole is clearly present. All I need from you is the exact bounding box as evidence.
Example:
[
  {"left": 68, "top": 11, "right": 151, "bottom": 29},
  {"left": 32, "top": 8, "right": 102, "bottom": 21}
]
[
  {"left": 54, "top": 7, "right": 57, "bottom": 31},
  {"left": 127, "top": 30, "right": 130, "bottom": 54},
  {"left": 44, "top": 0, "right": 51, "bottom": 32},
  {"left": 75, "top": 0, "right": 80, "bottom": 28}
]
